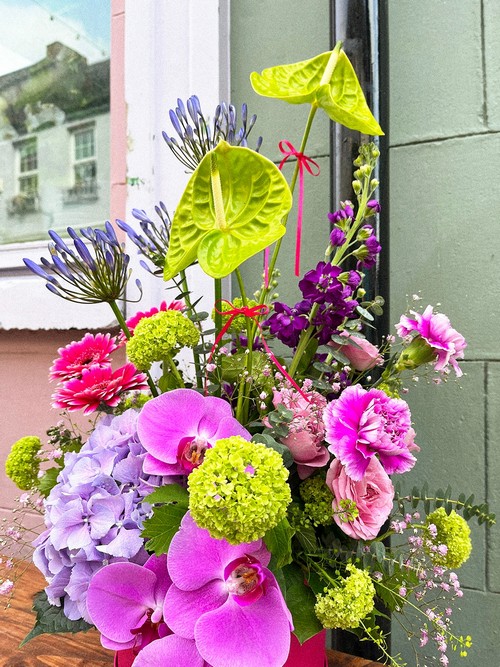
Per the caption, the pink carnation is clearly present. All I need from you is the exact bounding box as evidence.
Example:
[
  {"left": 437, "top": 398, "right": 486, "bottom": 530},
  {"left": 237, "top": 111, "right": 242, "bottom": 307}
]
[
  {"left": 326, "top": 457, "right": 394, "bottom": 540},
  {"left": 52, "top": 363, "right": 148, "bottom": 414},
  {"left": 271, "top": 381, "right": 329, "bottom": 479},
  {"left": 126, "top": 300, "right": 185, "bottom": 336},
  {"left": 49, "top": 333, "right": 118, "bottom": 381},
  {"left": 324, "top": 384, "right": 417, "bottom": 481},
  {"left": 329, "top": 331, "right": 383, "bottom": 372},
  {"left": 396, "top": 305, "right": 466, "bottom": 377}
]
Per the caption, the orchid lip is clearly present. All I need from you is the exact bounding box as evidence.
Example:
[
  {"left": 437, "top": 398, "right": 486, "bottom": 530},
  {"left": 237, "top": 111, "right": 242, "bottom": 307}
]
[
  {"left": 223, "top": 555, "right": 266, "bottom": 607},
  {"left": 176, "top": 436, "right": 211, "bottom": 473}
]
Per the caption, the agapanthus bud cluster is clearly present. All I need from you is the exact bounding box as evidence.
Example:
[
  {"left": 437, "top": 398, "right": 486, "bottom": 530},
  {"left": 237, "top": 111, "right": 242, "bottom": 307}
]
[
  {"left": 117, "top": 203, "right": 171, "bottom": 273},
  {"left": 162, "top": 96, "right": 262, "bottom": 171}
]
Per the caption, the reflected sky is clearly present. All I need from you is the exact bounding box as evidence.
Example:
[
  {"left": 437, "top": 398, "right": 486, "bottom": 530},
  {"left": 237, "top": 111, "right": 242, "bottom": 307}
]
[{"left": 0, "top": 0, "right": 110, "bottom": 75}]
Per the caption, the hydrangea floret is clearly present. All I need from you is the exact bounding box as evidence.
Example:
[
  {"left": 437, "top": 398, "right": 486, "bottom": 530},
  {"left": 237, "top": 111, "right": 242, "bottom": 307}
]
[
  {"left": 314, "top": 564, "right": 375, "bottom": 630},
  {"left": 425, "top": 508, "right": 472, "bottom": 569},
  {"left": 188, "top": 436, "right": 291, "bottom": 543},
  {"left": 126, "top": 310, "right": 200, "bottom": 370},
  {"left": 5, "top": 436, "right": 42, "bottom": 491}
]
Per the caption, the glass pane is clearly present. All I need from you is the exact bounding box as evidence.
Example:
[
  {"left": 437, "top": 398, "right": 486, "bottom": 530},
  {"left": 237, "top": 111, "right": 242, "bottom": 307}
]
[{"left": 0, "top": 0, "right": 110, "bottom": 244}]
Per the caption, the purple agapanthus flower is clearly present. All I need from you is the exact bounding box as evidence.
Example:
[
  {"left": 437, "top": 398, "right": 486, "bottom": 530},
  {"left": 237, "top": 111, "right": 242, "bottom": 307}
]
[
  {"left": 162, "top": 512, "right": 293, "bottom": 667},
  {"left": 324, "top": 384, "right": 417, "bottom": 481},
  {"left": 87, "top": 554, "right": 171, "bottom": 652},
  {"left": 33, "top": 410, "right": 172, "bottom": 622},
  {"left": 264, "top": 300, "right": 311, "bottom": 348},
  {"left": 137, "top": 389, "right": 250, "bottom": 477}
]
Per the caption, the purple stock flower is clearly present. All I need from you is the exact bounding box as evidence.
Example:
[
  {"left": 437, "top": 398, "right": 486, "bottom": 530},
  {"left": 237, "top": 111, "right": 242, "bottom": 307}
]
[
  {"left": 87, "top": 554, "right": 171, "bottom": 652},
  {"left": 367, "top": 199, "right": 381, "bottom": 213},
  {"left": 329, "top": 227, "right": 347, "bottom": 247},
  {"left": 32, "top": 410, "right": 172, "bottom": 622},
  {"left": 264, "top": 300, "right": 311, "bottom": 348},
  {"left": 299, "top": 262, "right": 347, "bottom": 305},
  {"left": 162, "top": 512, "right": 293, "bottom": 667},
  {"left": 137, "top": 389, "right": 250, "bottom": 477},
  {"left": 324, "top": 384, "right": 417, "bottom": 481},
  {"left": 355, "top": 226, "right": 382, "bottom": 269},
  {"left": 328, "top": 201, "right": 354, "bottom": 223}
]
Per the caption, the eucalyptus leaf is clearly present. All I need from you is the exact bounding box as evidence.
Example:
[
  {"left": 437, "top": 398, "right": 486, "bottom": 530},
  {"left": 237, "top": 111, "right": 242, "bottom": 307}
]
[
  {"left": 251, "top": 45, "right": 383, "bottom": 136},
  {"left": 164, "top": 141, "right": 292, "bottom": 280}
]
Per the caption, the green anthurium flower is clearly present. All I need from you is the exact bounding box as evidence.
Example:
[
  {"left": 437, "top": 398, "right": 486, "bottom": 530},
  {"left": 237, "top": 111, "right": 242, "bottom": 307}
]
[
  {"left": 250, "top": 43, "right": 383, "bottom": 136},
  {"left": 164, "top": 141, "right": 292, "bottom": 280}
]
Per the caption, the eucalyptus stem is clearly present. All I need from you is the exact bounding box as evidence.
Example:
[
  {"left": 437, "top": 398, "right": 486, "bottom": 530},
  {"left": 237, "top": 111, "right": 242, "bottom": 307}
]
[{"left": 109, "top": 300, "right": 159, "bottom": 397}]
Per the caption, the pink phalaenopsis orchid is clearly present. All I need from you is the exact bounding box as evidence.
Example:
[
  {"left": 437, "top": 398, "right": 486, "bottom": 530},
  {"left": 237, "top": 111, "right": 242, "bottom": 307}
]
[
  {"left": 52, "top": 363, "right": 148, "bottom": 414},
  {"left": 324, "top": 384, "right": 417, "bottom": 481},
  {"left": 162, "top": 512, "right": 293, "bottom": 667},
  {"left": 396, "top": 305, "right": 466, "bottom": 377},
  {"left": 137, "top": 389, "right": 250, "bottom": 476},
  {"left": 49, "top": 333, "right": 118, "bottom": 381},
  {"left": 86, "top": 554, "right": 171, "bottom": 652}
]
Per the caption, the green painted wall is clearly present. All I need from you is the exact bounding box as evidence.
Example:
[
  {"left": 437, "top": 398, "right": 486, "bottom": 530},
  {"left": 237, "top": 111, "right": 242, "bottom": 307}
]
[
  {"left": 230, "top": 0, "right": 499, "bottom": 663},
  {"left": 387, "top": 1, "right": 500, "bottom": 664}
]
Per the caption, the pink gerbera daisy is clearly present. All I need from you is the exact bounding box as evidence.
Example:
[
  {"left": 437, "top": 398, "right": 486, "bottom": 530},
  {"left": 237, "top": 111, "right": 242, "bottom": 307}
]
[
  {"left": 49, "top": 333, "right": 118, "bottom": 381},
  {"left": 52, "top": 363, "right": 148, "bottom": 414}
]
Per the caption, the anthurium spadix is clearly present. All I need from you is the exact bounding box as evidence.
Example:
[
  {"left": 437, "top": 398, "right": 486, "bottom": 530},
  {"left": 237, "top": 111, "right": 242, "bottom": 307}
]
[
  {"left": 163, "top": 141, "right": 292, "bottom": 280},
  {"left": 250, "top": 42, "right": 383, "bottom": 136}
]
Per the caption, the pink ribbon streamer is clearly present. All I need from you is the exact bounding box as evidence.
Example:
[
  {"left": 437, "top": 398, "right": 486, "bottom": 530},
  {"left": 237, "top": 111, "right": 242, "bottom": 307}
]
[
  {"left": 278, "top": 140, "right": 320, "bottom": 277},
  {"left": 208, "top": 300, "right": 309, "bottom": 401}
]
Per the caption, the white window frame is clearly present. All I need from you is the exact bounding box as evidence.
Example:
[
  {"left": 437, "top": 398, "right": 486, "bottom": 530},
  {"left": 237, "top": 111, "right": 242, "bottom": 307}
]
[
  {"left": 10, "top": 136, "right": 39, "bottom": 215},
  {"left": 66, "top": 122, "right": 99, "bottom": 204}
]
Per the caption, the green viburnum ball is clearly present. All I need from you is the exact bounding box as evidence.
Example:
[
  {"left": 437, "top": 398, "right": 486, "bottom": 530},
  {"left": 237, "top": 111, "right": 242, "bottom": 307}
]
[
  {"left": 425, "top": 508, "right": 472, "bottom": 569},
  {"left": 299, "top": 475, "right": 334, "bottom": 527},
  {"left": 5, "top": 436, "right": 42, "bottom": 490},
  {"left": 314, "top": 563, "right": 375, "bottom": 630},
  {"left": 188, "top": 436, "right": 291, "bottom": 544},
  {"left": 126, "top": 310, "right": 199, "bottom": 370}
]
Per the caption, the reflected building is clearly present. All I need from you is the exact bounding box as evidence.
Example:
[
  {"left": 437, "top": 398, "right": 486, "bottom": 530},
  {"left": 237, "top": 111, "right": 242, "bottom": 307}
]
[{"left": 0, "top": 42, "right": 110, "bottom": 244}]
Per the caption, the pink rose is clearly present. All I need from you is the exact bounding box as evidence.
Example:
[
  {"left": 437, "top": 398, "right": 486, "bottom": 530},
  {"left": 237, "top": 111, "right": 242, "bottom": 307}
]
[
  {"left": 329, "top": 331, "right": 383, "bottom": 372},
  {"left": 271, "top": 382, "right": 330, "bottom": 479},
  {"left": 326, "top": 457, "right": 394, "bottom": 540}
]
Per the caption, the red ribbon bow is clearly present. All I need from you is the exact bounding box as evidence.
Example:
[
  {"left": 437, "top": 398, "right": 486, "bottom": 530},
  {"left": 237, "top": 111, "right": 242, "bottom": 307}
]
[
  {"left": 278, "top": 140, "right": 321, "bottom": 277},
  {"left": 208, "top": 300, "right": 309, "bottom": 401}
]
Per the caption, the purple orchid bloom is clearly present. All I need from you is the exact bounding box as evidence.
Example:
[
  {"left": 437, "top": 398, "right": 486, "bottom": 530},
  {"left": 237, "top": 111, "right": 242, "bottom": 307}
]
[
  {"left": 87, "top": 554, "right": 171, "bottom": 652},
  {"left": 137, "top": 389, "right": 250, "bottom": 476},
  {"left": 163, "top": 512, "right": 293, "bottom": 667}
]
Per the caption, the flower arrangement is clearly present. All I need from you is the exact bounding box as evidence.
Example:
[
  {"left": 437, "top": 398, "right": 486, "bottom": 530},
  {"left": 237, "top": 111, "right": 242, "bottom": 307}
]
[{"left": 1, "top": 42, "right": 495, "bottom": 667}]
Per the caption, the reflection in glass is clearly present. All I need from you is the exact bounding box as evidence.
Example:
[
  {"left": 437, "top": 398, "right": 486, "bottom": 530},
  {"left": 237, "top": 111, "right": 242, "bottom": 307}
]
[{"left": 0, "top": 1, "right": 110, "bottom": 244}]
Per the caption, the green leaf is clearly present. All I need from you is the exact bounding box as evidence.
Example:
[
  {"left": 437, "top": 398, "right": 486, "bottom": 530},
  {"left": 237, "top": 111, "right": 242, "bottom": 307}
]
[
  {"left": 250, "top": 45, "right": 383, "bottom": 136},
  {"left": 21, "top": 591, "right": 93, "bottom": 645},
  {"left": 264, "top": 518, "right": 294, "bottom": 570},
  {"left": 164, "top": 141, "right": 292, "bottom": 280},
  {"left": 37, "top": 467, "right": 60, "bottom": 497},
  {"left": 145, "top": 483, "right": 189, "bottom": 506},
  {"left": 142, "top": 503, "right": 187, "bottom": 555},
  {"left": 282, "top": 563, "right": 323, "bottom": 644}
]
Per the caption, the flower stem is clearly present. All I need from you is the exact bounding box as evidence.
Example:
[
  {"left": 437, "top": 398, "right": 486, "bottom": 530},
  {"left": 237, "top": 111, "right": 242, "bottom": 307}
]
[
  {"left": 179, "top": 269, "right": 203, "bottom": 389},
  {"left": 163, "top": 354, "right": 185, "bottom": 388},
  {"left": 108, "top": 300, "right": 158, "bottom": 397},
  {"left": 235, "top": 268, "right": 252, "bottom": 424}
]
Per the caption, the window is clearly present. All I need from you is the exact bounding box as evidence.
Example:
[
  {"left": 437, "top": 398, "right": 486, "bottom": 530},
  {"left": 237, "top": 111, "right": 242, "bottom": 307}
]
[
  {"left": 8, "top": 139, "right": 39, "bottom": 216},
  {"left": 65, "top": 126, "right": 98, "bottom": 204}
]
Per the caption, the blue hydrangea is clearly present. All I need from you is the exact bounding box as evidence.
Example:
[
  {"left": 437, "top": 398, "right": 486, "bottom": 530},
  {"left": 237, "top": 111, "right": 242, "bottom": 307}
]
[{"left": 33, "top": 409, "right": 174, "bottom": 622}]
